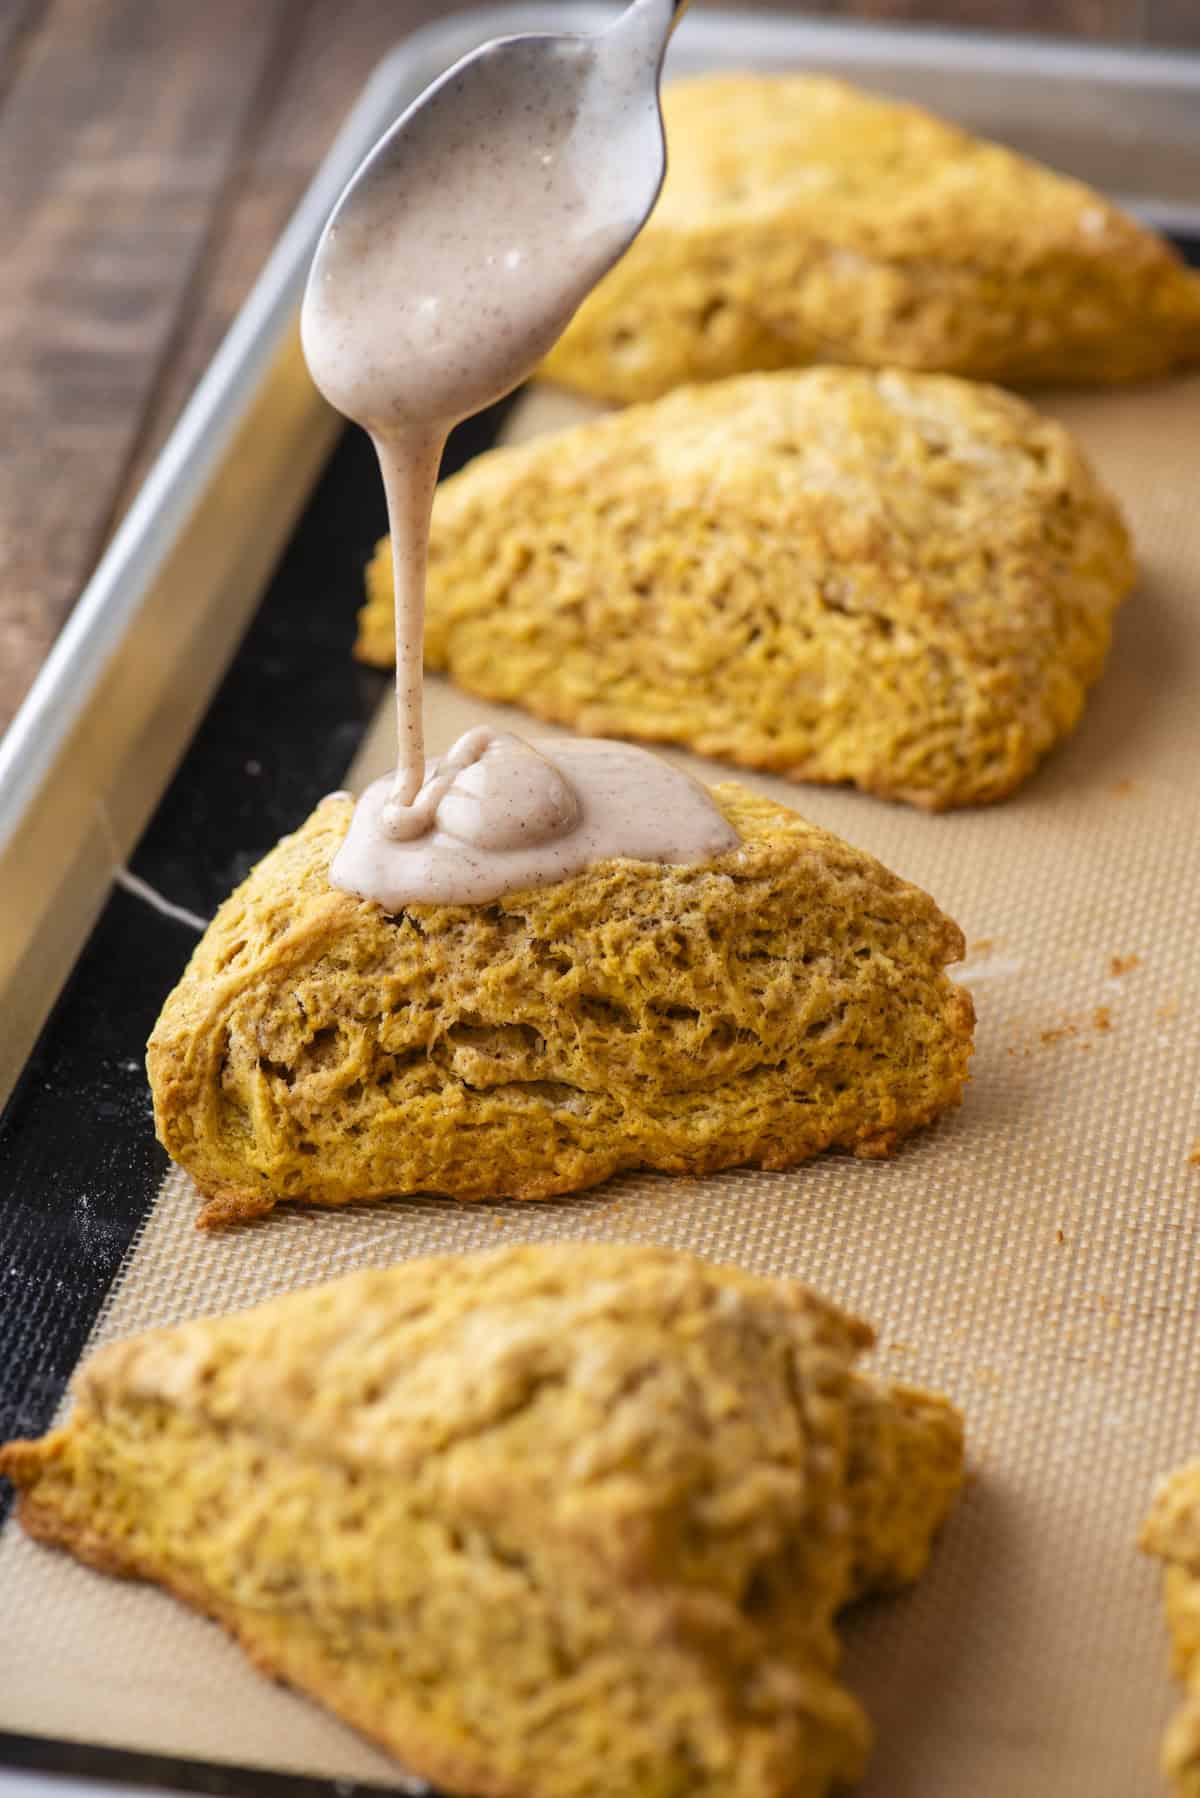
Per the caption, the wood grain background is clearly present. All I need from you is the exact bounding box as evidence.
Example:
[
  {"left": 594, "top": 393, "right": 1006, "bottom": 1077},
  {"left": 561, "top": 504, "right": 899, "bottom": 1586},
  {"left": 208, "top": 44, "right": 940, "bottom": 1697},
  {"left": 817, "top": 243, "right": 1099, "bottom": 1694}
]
[{"left": 2, "top": 0, "right": 1197, "bottom": 731}]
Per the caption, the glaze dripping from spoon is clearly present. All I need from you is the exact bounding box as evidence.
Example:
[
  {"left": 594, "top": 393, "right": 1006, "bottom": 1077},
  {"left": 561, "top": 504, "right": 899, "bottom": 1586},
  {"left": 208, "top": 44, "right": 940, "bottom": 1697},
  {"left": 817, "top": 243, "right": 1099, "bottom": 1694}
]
[{"left": 301, "top": 0, "right": 737, "bottom": 907}]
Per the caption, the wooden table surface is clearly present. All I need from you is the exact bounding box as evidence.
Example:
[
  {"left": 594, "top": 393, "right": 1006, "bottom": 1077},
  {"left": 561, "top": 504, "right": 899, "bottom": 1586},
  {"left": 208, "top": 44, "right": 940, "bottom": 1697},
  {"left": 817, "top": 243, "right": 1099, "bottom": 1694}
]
[{"left": 2, "top": 0, "right": 1197, "bottom": 736}]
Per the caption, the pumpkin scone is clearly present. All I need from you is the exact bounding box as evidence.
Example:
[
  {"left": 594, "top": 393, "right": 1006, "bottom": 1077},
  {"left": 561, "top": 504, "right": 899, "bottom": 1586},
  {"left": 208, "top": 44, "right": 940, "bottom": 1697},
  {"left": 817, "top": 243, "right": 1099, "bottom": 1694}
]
[
  {"left": 540, "top": 73, "right": 1200, "bottom": 402},
  {"left": 147, "top": 784, "right": 973, "bottom": 1227},
  {"left": 0, "top": 1242, "right": 965, "bottom": 1798},
  {"left": 1141, "top": 1460, "right": 1200, "bottom": 1795},
  {"left": 357, "top": 368, "right": 1133, "bottom": 810}
]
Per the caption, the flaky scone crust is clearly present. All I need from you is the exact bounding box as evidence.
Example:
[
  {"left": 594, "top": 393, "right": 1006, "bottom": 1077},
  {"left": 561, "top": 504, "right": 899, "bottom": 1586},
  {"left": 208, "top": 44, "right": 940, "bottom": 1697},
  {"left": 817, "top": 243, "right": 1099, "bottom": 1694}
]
[
  {"left": 0, "top": 1243, "right": 965, "bottom": 1798},
  {"left": 357, "top": 368, "right": 1132, "bottom": 810},
  {"left": 1142, "top": 1460, "right": 1200, "bottom": 1795},
  {"left": 540, "top": 74, "right": 1200, "bottom": 401},
  {"left": 146, "top": 783, "right": 973, "bottom": 1226}
]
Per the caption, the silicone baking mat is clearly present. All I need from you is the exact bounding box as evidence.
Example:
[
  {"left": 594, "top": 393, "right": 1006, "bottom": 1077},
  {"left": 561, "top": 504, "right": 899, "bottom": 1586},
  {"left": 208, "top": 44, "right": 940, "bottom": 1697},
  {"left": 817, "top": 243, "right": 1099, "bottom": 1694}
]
[{"left": 2, "top": 352, "right": 1199, "bottom": 1796}]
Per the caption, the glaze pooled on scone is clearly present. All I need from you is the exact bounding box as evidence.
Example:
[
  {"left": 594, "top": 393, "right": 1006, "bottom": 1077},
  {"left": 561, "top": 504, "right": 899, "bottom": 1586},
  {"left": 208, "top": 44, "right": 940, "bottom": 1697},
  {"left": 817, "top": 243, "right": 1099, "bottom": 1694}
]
[
  {"left": 301, "top": 0, "right": 733, "bottom": 906},
  {"left": 332, "top": 730, "right": 737, "bottom": 907}
]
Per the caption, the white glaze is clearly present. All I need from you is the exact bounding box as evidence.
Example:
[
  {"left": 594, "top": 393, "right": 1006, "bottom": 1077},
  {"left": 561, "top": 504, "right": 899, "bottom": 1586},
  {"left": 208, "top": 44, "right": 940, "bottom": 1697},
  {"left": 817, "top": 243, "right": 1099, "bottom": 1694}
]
[
  {"left": 302, "top": 0, "right": 736, "bottom": 909},
  {"left": 332, "top": 731, "right": 736, "bottom": 907}
]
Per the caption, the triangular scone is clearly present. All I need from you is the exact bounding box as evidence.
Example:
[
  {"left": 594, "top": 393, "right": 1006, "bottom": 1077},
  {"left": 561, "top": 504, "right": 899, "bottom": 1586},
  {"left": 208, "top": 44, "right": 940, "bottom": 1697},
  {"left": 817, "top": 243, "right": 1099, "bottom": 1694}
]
[
  {"left": 539, "top": 74, "right": 1200, "bottom": 402},
  {"left": 356, "top": 369, "right": 1132, "bottom": 810},
  {"left": 147, "top": 784, "right": 973, "bottom": 1227},
  {"left": 1141, "top": 1460, "right": 1200, "bottom": 1795},
  {"left": 0, "top": 1242, "right": 965, "bottom": 1798}
]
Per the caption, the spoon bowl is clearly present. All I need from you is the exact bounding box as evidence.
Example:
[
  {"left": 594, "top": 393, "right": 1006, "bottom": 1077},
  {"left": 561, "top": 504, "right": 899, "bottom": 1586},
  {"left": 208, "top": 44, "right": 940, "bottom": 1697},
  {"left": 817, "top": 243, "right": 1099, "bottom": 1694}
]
[{"left": 301, "top": 0, "right": 689, "bottom": 433}]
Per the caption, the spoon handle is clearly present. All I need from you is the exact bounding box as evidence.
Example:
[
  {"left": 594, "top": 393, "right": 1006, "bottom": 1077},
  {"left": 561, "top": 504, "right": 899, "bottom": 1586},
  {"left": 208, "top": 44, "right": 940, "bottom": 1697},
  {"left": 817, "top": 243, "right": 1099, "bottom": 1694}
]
[{"left": 619, "top": 0, "right": 692, "bottom": 44}]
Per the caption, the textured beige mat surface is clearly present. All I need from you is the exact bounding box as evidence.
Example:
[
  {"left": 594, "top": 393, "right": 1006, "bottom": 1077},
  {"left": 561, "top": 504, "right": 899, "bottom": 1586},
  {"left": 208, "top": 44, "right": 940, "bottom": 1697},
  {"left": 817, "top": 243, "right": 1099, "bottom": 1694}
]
[{"left": 1, "top": 373, "right": 1198, "bottom": 1795}]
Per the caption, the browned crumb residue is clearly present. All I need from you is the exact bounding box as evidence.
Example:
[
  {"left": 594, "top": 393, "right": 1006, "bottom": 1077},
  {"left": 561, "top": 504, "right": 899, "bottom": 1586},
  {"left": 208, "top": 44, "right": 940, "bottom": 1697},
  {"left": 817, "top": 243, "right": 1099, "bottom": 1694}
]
[
  {"left": 1158, "top": 998, "right": 1181, "bottom": 1023},
  {"left": 1035, "top": 1003, "right": 1118, "bottom": 1050},
  {"left": 1110, "top": 954, "right": 1142, "bottom": 977},
  {"left": 1055, "top": 1228, "right": 1066, "bottom": 1245},
  {"left": 970, "top": 939, "right": 995, "bottom": 957},
  {"left": 1109, "top": 778, "right": 1137, "bottom": 797},
  {"left": 1041, "top": 1024, "right": 1079, "bottom": 1047},
  {"left": 1188, "top": 1140, "right": 1200, "bottom": 1169}
]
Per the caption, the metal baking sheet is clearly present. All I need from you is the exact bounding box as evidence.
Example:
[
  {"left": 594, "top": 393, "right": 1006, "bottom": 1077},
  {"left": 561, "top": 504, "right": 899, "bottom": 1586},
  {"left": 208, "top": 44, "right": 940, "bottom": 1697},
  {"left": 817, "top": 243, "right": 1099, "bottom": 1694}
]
[{"left": 2, "top": 10, "right": 1200, "bottom": 1797}]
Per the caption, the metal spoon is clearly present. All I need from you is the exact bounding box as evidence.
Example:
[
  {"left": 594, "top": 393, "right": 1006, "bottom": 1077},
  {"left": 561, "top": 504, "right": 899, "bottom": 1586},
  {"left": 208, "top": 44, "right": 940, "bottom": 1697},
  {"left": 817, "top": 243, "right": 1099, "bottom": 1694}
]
[
  {"left": 300, "top": 0, "right": 692, "bottom": 813},
  {"left": 301, "top": 0, "right": 692, "bottom": 432}
]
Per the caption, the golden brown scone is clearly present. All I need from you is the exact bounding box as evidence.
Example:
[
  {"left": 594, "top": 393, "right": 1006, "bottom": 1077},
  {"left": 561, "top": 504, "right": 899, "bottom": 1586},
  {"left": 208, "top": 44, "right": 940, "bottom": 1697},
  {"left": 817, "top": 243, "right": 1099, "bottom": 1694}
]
[
  {"left": 357, "top": 369, "right": 1133, "bottom": 810},
  {"left": 147, "top": 784, "right": 973, "bottom": 1227},
  {"left": 0, "top": 1242, "right": 965, "bottom": 1798},
  {"left": 843, "top": 1378, "right": 967, "bottom": 1601},
  {"left": 540, "top": 74, "right": 1200, "bottom": 402},
  {"left": 1141, "top": 1460, "right": 1200, "bottom": 1795}
]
